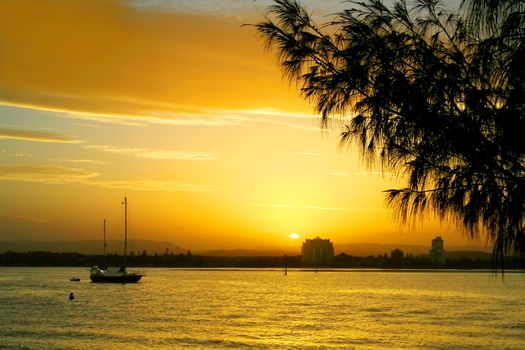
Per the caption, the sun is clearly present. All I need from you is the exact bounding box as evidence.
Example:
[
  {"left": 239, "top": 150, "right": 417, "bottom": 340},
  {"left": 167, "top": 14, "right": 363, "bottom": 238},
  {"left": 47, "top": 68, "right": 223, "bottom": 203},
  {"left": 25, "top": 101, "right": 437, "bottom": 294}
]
[{"left": 289, "top": 233, "right": 299, "bottom": 239}]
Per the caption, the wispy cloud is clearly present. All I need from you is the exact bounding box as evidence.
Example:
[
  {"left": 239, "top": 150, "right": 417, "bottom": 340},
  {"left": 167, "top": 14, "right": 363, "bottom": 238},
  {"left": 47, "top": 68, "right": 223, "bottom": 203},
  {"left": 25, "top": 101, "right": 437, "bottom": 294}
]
[
  {"left": 0, "top": 164, "right": 214, "bottom": 192},
  {"left": 0, "top": 100, "right": 246, "bottom": 128},
  {"left": 0, "top": 127, "right": 83, "bottom": 144},
  {"left": 234, "top": 108, "right": 317, "bottom": 120},
  {"left": 93, "top": 179, "right": 214, "bottom": 192},
  {"left": 48, "top": 158, "right": 108, "bottom": 165},
  {"left": 8, "top": 151, "right": 33, "bottom": 158},
  {"left": 256, "top": 118, "right": 320, "bottom": 132},
  {"left": 146, "top": 109, "right": 247, "bottom": 126},
  {"left": 85, "top": 145, "right": 218, "bottom": 161},
  {"left": 1, "top": 100, "right": 321, "bottom": 132},
  {"left": 125, "top": 0, "right": 265, "bottom": 17},
  {"left": 0, "top": 165, "right": 97, "bottom": 184},
  {"left": 230, "top": 108, "right": 322, "bottom": 132}
]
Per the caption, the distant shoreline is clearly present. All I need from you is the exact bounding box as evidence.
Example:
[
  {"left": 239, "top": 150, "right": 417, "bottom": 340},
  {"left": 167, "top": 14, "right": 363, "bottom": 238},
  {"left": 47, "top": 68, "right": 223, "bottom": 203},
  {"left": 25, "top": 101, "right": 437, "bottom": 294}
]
[
  {"left": 0, "top": 240, "right": 490, "bottom": 256},
  {"left": 0, "top": 266, "right": 523, "bottom": 273},
  {"left": 158, "top": 267, "right": 523, "bottom": 273},
  {"left": 0, "top": 250, "right": 522, "bottom": 269}
]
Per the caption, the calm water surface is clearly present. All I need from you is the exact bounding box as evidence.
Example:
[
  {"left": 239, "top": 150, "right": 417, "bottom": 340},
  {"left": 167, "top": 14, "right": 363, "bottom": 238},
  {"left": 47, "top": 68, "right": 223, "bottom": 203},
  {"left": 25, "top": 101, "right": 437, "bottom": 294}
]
[{"left": 0, "top": 267, "right": 523, "bottom": 349}]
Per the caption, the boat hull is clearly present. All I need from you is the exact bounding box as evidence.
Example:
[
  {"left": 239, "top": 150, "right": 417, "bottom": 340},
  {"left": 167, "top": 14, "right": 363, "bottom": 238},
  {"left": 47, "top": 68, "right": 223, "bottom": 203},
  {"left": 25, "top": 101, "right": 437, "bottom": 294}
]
[
  {"left": 89, "top": 266, "right": 143, "bottom": 283},
  {"left": 90, "top": 274, "right": 142, "bottom": 283}
]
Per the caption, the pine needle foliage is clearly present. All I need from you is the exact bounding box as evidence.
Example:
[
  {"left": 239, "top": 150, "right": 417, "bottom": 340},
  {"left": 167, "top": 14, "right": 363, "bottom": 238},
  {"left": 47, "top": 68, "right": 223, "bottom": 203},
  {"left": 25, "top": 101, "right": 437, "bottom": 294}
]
[{"left": 255, "top": 0, "right": 524, "bottom": 268}]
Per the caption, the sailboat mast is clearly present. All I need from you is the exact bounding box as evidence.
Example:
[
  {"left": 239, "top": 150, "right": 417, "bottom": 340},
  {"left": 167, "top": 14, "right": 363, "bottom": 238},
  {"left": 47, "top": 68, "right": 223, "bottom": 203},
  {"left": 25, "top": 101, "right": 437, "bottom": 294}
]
[
  {"left": 124, "top": 197, "right": 127, "bottom": 266},
  {"left": 103, "top": 219, "right": 107, "bottom": 266}
]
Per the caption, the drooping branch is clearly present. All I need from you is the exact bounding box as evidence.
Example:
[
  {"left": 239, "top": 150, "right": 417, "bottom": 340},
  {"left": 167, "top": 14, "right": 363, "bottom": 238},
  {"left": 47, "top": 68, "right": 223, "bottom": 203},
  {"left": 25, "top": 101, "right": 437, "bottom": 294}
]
[{"left": 256, "top": 0, "right": 525, "bottom": 269}]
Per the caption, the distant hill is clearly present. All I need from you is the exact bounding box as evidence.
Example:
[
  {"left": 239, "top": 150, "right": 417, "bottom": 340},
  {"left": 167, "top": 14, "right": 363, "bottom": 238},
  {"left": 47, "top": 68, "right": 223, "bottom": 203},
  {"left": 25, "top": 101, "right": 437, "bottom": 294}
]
[{"left": 0, "top": 240, "right": 185, "bottom": 255}]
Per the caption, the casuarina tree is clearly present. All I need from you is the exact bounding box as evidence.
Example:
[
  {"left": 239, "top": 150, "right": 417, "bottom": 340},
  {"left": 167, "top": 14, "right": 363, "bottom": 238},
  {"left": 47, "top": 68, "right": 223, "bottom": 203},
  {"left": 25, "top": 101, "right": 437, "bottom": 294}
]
[{"left": 255, "top": 0, "right": 524, "bottom": 268}]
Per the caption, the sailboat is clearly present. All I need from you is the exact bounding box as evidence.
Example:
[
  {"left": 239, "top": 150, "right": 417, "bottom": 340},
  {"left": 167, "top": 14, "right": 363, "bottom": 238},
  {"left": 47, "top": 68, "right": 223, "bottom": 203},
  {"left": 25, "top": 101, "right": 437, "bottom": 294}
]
[{"left": 90, "top": 197, "right": 144, "bottom": 283}]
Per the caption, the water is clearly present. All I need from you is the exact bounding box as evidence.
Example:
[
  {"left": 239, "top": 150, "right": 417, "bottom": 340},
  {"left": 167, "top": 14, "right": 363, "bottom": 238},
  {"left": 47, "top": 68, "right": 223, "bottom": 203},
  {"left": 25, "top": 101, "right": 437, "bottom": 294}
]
[{"left": 0, "top": 268, "right": 524, "bottom": 349}]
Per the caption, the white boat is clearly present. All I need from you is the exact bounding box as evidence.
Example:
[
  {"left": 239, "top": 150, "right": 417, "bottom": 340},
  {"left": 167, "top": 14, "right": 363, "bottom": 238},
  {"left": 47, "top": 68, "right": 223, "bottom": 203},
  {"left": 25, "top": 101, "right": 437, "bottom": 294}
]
[{"left": 90, "top": 197, "right": 143, "bottom": 283}]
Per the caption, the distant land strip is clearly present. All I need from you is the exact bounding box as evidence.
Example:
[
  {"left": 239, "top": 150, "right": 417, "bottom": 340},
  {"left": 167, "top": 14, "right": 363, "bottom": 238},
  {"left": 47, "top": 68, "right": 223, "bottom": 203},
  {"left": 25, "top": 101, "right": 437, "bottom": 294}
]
[
  {"left": 1, "top": 250, "right": 523, "bottom": 269},
  {"left": 0, "top": 240, "right": 490, "bottom": 256}
]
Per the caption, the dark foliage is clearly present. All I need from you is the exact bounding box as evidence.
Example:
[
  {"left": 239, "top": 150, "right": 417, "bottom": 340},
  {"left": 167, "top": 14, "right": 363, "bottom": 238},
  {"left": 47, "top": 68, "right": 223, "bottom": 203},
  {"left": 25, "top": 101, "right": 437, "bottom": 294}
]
[
  {"left": 2, "top": 250, "right": 522, "bottom": 269},
  {"left": 255, "top": 0, "right": 524, "bottom": 268}
]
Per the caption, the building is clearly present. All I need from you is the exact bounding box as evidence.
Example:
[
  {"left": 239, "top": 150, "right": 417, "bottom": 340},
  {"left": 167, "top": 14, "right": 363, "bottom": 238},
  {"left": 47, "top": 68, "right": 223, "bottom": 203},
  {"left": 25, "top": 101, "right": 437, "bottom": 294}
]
[
  {"left": 301, "top": 237, "right": 334, "bottom": 267},
  {"left": 429, "top": 236, "right": 446, "bottom": 264}
]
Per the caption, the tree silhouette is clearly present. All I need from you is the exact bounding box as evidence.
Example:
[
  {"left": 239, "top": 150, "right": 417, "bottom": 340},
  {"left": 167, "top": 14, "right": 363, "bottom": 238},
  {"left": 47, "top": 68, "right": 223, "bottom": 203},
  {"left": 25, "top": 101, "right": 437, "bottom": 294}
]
[{"left": 255, "top": 0, "right": 524, "bottom": 267}]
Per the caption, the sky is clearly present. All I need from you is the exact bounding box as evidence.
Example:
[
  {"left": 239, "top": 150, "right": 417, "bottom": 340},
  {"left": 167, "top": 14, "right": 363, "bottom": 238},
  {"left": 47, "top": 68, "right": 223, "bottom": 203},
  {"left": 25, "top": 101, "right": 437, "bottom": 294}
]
[{"left": 0, "top": 0, "right": 481, "bottom": 252}]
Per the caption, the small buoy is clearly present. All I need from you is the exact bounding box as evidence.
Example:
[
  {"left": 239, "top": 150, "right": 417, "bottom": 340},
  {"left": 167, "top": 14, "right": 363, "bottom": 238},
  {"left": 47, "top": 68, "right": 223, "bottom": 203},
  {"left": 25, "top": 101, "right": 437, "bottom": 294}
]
[{"left": 69, "top": 292, "right": 75, "bottom": 301}]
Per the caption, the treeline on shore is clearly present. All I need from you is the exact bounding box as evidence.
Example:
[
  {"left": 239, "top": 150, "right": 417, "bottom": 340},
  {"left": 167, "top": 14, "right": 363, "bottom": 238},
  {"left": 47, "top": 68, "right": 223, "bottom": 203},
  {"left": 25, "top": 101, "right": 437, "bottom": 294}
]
[{"left": 0, "top": 250, "right": 523, "bottom": 269}]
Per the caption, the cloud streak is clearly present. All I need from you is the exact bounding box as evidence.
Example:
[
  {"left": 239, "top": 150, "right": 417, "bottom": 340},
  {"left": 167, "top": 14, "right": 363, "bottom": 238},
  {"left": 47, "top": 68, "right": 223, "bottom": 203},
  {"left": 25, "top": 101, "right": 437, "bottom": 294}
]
[
  {"left": 48, "top": 158, "right": 109, "bottom": 165},
  {"left": 1, "top": 98, "right": 318, "bottom": 132},
  {"left": 85, "top": 145, "right": 218, "bottom": 161},
  {"left": 0, "top": 164, "right": 214, "bottom": 192},
  {"left": 0, "top": 127, "right": 82, "bottom": 143},
  {"left": 93, "top": 179, "right": 214, "bottom": 192},
  {"left": 0, "top": 165, "right": 97, "bottom": 184}
]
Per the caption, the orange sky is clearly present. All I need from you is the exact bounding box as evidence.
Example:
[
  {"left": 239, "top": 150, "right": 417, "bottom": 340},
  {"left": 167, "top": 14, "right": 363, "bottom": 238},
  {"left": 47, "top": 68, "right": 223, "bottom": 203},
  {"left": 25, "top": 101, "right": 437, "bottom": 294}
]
[{"left": 0, "top": 0, "right": 484, "bottom": 252}]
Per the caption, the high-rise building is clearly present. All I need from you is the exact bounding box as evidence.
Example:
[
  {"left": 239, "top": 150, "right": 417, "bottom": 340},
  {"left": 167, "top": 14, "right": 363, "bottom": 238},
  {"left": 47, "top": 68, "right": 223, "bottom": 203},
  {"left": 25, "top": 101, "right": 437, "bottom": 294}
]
[
  {"left": 429, "top": 236, "right": 446, "bottom": 264},
  {"left": 301, "top": 237, "right": 334, "bottom": 267}
]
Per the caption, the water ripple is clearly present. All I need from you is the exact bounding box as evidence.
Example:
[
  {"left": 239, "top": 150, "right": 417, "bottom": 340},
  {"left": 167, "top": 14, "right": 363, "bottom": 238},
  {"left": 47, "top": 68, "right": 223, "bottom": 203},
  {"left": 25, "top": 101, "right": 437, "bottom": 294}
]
[{"left": 0, "top": 268, "right": 524, "bottom": 349}]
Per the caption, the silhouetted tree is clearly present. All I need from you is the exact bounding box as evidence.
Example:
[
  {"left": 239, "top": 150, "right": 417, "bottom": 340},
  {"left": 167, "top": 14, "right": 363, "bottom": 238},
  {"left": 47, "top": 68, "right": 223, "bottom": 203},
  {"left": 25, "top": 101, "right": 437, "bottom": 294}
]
[
  {"left": 255, "top": 0, "right": 524, "bottom": 268},
  {"left": 390, "top": 249, "right": 404, "bottom": 267}
]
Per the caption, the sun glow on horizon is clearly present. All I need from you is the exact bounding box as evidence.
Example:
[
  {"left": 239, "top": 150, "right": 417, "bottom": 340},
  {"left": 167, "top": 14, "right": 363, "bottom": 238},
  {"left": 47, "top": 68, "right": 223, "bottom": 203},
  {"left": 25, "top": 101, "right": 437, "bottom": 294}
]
[{"left": 289, "top": 233, "right": 299, "bottom": 239}]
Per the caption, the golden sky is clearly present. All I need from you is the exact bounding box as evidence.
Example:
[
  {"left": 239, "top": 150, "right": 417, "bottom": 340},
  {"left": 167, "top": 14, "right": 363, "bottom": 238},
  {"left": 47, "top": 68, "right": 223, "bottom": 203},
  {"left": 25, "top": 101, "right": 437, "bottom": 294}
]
[{"left": 0, "top": 0, "right": 481, "bottom": 252}]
